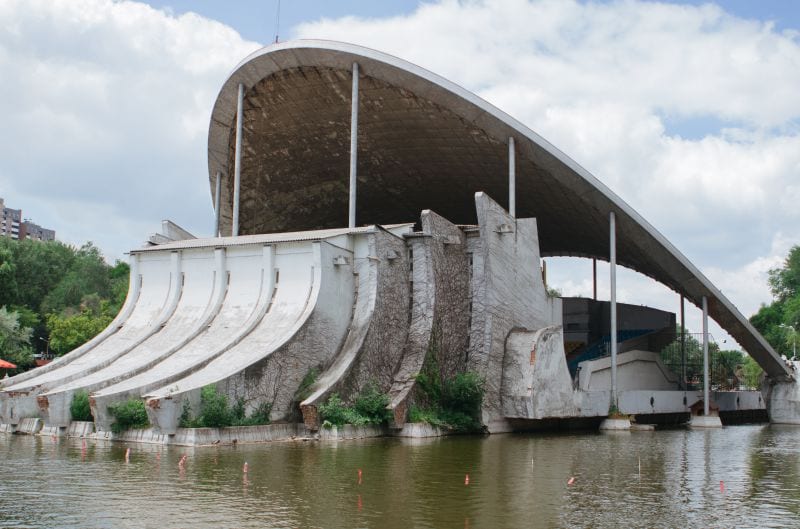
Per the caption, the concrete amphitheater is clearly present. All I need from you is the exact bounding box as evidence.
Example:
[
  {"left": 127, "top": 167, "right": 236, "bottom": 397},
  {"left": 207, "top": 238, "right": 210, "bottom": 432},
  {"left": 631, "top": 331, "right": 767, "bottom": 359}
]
[{"left": 2, "top": 40, "right": 798, "bottom": 441}]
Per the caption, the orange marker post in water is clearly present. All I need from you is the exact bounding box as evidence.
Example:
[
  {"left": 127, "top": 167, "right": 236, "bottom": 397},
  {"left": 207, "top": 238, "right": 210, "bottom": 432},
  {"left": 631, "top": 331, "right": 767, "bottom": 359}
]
[
  {"left": 243, "top": 462, "right": 249, "bottom": 474},
  {"left": 720, "top": 480, "right": 724, "bottom": 493},
  {"left": 464, "top": 474, "right": 470, "bottom": 486},
  {"left": 358, "top": 468, "right": 362, "bottom": 485},
  {"left": 567, "top": 477, "right": 576, "bottom": 486}
]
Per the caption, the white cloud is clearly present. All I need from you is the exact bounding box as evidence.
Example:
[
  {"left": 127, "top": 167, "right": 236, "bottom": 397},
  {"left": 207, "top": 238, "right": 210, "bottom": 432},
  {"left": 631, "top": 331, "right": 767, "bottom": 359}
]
[
  {"left": 294, "top": 0, "right": 800, "bottom": 336},
  {"left": 0, "top": 0, "right": 261, "bottom": 260}
]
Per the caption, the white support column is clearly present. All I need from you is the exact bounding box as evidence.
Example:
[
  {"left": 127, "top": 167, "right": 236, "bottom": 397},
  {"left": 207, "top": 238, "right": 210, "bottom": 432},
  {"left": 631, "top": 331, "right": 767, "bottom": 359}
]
[
  {"left": 348, "top": 62, "right": 359, "bottom": 229},
  {"left": 680, "top": 294, "right": 686, "bottom": 389},
  {"left": 508, "top": 136, "right": 516, "bottom": 218},
  {"left": 213, "top": 171, "right": 221, "bottom": 237},
  {"left": 609, "top": 211, "right": 618, "bottom": 408},
  {"left": 702, "top": 295, "right": 709, "bottom": 416},
  {"left": 232, "top": 83, "right": 245, "bottom": 237}
]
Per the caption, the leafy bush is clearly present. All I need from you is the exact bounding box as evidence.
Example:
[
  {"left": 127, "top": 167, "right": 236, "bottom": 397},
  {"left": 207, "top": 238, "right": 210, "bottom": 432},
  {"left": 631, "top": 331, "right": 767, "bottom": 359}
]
[
  {"left": 412, "top": 361, "right": 486, "bottom": 433},
  {"left": 319, "top": 394, "right": 361, "bottom": 426},
  {"left": 353, "top": 383, "right": 391, "bottom": 424},
  {"left": 198, "top": 384, "right": 231, "bottom": 427},
  {"left": 318, "top": 385, "right": 392, "bottom": 427},
  {"left": 179, "top": 386, "right": 272, "bottom": 428},
  {"left": 70, "top": 390, "right": 93, "bottom": 422},
  {"left": 108, "top": 398, "right": 149, "bottom": 434}
]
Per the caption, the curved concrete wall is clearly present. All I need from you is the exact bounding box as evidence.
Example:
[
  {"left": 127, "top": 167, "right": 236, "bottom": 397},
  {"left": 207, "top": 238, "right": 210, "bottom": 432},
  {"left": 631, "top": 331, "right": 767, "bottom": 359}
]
[
  {"left": 91, "top": 245, "right": 274, "bottom": 430},
  {"left": 40, "top": 248, "right": 228, "bottom": 427},
  {"left": 300, "top": 228, "right": 410, "bottom": 428},
  {"left": 0, "top": 251, "right": 180, "bottom": 424}
]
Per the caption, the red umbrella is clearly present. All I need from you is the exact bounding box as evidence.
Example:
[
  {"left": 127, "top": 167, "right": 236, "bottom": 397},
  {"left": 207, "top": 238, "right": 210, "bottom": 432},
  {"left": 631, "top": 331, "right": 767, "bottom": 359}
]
[{"left": 0, "top": 359, "right": 17, "bottom": 369}]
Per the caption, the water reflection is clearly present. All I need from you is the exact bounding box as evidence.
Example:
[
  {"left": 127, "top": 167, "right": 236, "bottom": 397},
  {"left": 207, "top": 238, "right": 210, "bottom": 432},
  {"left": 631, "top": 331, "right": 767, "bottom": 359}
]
[{"left": 0, "top": 425, "right": 798, "bottom": 528}]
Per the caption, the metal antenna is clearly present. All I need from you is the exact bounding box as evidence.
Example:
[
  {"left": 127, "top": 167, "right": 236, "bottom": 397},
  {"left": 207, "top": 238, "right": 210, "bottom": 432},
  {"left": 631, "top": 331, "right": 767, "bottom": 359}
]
[{"left": 273, "top": 0, "right": 281, "bottom": 43}]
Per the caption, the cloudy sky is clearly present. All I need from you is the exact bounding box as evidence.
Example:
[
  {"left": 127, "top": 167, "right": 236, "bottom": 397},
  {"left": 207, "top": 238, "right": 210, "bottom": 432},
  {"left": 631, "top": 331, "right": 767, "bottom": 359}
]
[{"left": 0, "top": 0, "right": 798, "bottom": 346}]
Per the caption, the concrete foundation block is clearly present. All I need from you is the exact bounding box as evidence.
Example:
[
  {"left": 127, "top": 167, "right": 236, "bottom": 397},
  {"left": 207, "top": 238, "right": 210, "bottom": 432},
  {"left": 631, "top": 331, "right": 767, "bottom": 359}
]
[
  {"left": 599, "top": 417, "right": 631, "bottom": 431},
  {"left": 394, "top": 422, "right": 444, "bottom": 438},
  {"left": 689, "top": 415, "right": 723, "bottom": 428},
  {"left": 17, "top": 417, "right": 43, "bottom": 435}
]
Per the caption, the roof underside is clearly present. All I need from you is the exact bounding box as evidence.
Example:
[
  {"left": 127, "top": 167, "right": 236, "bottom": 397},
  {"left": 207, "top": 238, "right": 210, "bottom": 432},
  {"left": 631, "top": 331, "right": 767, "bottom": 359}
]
[{"left": 207, "top": 40, "right": 789, "bottom": 379}]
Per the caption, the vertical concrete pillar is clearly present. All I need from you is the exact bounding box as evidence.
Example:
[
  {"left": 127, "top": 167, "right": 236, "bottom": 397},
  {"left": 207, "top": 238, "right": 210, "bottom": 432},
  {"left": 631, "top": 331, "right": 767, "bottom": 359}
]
[
  {"left": 592, "top": 258, "right": 597, "bottom": 300},
  {"left": 609, "top": 211, "right": 617, "bottom": 408},
  {"left": 213, "top": 171, "right": 221, "bottom": 237},
  {"left": 702, "top": 295, "right": 709, "bottom": 416},
  {"left": 232, "top": 83, "right": 245, "bottom": 237},
  {"left": 508, "top": 137, "right": 516, "bottom": 218},
  {"left": 348, "top": 62, "right": 359, "bottom": 229},
  {"left": 680, "top": 294, "right": 686, "bottom": 389}
]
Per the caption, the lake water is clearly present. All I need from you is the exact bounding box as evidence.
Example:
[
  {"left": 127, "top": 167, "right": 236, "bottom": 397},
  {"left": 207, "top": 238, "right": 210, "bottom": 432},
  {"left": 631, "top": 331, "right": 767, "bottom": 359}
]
[{"left": 1, "top": 425, "right": 799, "bottom": 528}]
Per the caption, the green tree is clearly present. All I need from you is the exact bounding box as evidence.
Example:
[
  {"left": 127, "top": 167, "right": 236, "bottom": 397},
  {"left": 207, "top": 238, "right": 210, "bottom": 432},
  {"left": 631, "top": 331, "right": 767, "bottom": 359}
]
[
  {"left": 768, "top": 246, "right": 800, "bottom": 302},
  {"left": 751, "top": 245, "right": 800, "bottom": 358},
  {"left": 47, "top": 308, "right": 113, "bottom": 356},
  {"left": 41, "top": 243, "right": 112, "bottom": 316},
  {"left": 0, "top": 307, "right": 34, "bottom": 369}
]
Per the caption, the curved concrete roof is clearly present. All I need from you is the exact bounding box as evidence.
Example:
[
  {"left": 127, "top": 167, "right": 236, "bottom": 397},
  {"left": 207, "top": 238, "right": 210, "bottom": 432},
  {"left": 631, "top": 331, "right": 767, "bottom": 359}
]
[{"left": 207, "top": 39, "right": 789, "bottom": 379}]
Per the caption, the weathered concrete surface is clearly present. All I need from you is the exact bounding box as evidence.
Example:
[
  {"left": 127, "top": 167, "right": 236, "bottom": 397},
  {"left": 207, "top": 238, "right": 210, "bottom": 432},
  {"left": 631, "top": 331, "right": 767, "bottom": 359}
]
[
  {"left": 0, "top": 252, "right": 179, "bottom": 425},
  {"left": 145, "top": 241, "right": 355, "bottom": 433},
  {"left": 689, "top": 414, "right": 723, "bottom": 428},
  {"left": 394, "top": 422, "right": 445, "bottom": 438},
  {"left": 318, "top": 424, "right": 386, "bottom": 441},
  {"left": 578, "top": 350, "right": 679, "bottom": 392},
  {"left": 502, "top": 326, "right": 578, "bottom": 419},
  {"left": 599, "top": 417, "right": 631, "bottom": 431},
  {"left": 301, "top": 228, "right": 410, "bottom": 429},
  {"left": 387, "top": 210, "right": 471, "bottom": 427},
  {"left": 41, "top": 247, "right": 228, "bottom": 427},
  {"left": 767, "top": 361, "right": 800, "bottom": 424},
  {"left": 467, "top": 193, "right": 561, "bottom": 431},
  {"left": 91, "top": 246, "right": 275, "bottom": 431}
]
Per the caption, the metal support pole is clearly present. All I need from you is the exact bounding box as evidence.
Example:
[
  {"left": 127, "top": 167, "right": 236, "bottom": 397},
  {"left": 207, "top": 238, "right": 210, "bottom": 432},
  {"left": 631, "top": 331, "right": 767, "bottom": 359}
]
[
  {"left": 680, "top": 294, "right": 686, "bottom": 389},
  {"left": 592, "top": 258, "right": 597, "bottom": 300},
  {"left": 348, "top": 62, "right": 359, "bottom": 229},
  {"left": 213, "top": 171, "right": 221, "bottom": 237},
  {"left": 609, "top": 211, "right": 617, "bottom": 408},
  {"left": 508, "top": 137, "right": 516, "bottom": 217},
  {"left": 702, "top": 295, "right": 709, "bottom": 416},
  {"left": 232, "top": 83, "right": 244, "bottom": 237}
]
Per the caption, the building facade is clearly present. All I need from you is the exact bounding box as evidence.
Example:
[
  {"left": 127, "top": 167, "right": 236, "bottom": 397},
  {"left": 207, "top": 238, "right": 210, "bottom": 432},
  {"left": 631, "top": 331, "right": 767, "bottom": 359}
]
[{"left": 0, "top": 197, "right": 55, "bottom": 241}]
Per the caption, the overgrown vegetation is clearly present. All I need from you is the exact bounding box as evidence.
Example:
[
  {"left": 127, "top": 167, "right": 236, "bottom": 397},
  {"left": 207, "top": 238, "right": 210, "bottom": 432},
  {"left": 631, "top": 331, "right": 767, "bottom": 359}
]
[
  {"left": 294, "top": 367, "right": 319, "bottom": 402},
  {"left": 410, "top": 352, "right": 486, "bottom": 433},
  {"left": 70, "top": 390, "right": 93, "bottom": 422},
  {"left": 179, "top": 385, "right": 272, "bottom": 428},
  {"left": 108, "top": 398, "right": 149, "bottom": 434},
  {"left": 0, "top": 238, "right": 128, "bottom": 373},
  {"left": 319, "top": 383, "right": 391, "bottom": 427}
]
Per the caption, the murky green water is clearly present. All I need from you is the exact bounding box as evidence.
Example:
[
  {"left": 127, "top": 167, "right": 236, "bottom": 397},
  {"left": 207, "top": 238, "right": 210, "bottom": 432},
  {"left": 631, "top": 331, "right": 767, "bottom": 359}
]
[{"left": 1, "top": 425, "right": 799, "bottom": 528}]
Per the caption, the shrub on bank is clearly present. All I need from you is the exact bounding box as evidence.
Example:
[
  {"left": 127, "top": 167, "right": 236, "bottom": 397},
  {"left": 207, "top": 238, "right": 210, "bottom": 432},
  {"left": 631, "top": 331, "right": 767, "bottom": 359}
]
[
  {"left": 412, "top": 354, "right": 486, "bottom": 433},
  {"left": 319, "top": 383, "right": 391, "bottom": 427},
  {"left": 108, "top": 398, "right": 149, "bottom": 434},
  {"left": 179, "top": 385, "right": 272, "bottom": 428},
  {"left": 70, "top": 390, "right": 93, "bottom": 422}
]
